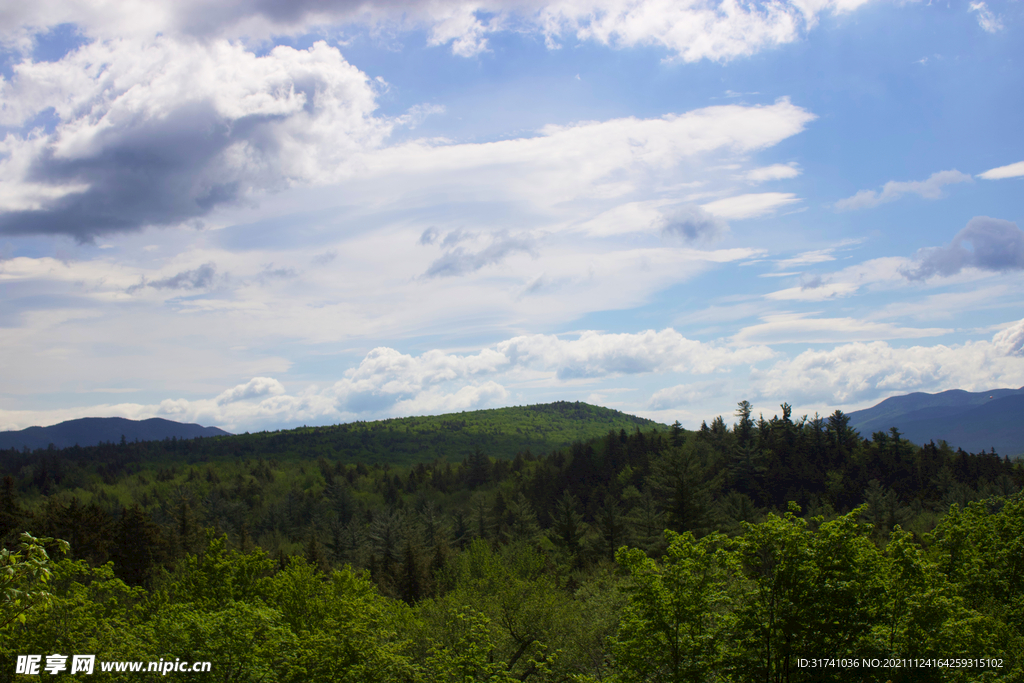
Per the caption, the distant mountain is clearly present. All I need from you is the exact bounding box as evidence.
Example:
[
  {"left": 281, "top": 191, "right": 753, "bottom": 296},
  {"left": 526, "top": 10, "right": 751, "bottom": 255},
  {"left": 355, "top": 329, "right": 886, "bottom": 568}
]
[
  {"left": 0, "top": 417, "right": 231, "bottom": 451},
  {"left": 847, "top": 387, "right": 1024, "bottom": 456}
]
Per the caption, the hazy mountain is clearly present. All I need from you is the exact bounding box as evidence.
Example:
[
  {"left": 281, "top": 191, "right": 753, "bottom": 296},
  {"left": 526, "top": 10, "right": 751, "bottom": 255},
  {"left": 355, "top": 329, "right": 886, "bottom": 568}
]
[
  {"left": 848, "top": 387, "right": 1024, "bottom": 456},
  {"left": 0, "top": 417, "right": 231, "bottom": 451}
]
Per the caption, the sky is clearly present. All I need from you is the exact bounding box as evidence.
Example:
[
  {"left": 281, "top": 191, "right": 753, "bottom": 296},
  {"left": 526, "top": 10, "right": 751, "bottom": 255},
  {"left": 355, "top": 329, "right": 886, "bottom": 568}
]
[{"left": 0, "top": 0, "right": 1022, "bottom": 434}]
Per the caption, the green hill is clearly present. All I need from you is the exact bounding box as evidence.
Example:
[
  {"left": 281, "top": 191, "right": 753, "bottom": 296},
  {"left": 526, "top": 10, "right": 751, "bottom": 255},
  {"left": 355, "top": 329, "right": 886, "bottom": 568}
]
[
  {"left": 2, "top": 401, "right": 668, "bottom": 467},
  {"left": 214, "top": 401, "right": 667, "bottom": 465}
]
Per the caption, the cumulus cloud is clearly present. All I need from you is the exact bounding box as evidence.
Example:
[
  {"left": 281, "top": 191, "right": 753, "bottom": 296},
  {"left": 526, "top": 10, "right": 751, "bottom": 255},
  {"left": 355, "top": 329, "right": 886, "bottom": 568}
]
[
  {"left": 0, "top": 327, "right": 775, "bottom": 429},
  {"left": 659, "top": 205, "right": 729, "bottom": 242},
  {"left": 993, "top": 319, "right": 1024, "bottom": 357},
  {"left": 647, "top": 381, "right": 723, "bottom": 409},
  {"left": 753, "top": 319, "right": 1024, "bottom": 405},
  {"left": 978, "top": 160, "right": 1024, "bottom": 180},
  {"left": 0, "top": 39, "right": 390, "bottom": 240},
  {"left": 834, "top": 169, "right": 972, "bottom": 211},
  {"left": 216, "top": 377, "right": 286, "bottom": 404},
  {"left": 331, "top": 329, "right": 769, "bottom": 401},
  {"left": 903, "top": 216, "right": 1024, "bottom": 280},
  {"left": 391, "top": 381, "right": 509, "bottom": 414},
  {"left": 497, "top": 329, "right": 775, "bottom": 378}
]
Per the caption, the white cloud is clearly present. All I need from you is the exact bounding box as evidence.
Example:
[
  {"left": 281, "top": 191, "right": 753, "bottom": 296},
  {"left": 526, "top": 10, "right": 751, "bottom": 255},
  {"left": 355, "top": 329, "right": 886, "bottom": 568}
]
[
  {"left": 361, "top": 99, "right": 815, "bottom": 204},
  {"left": 0, "top": 38, "right": 391, "bottom": 239},
  {"left": 733, "top": 313, "right": 950, "bottom": 344},
  {"left": 994, "top": 318, "right": 1024, "bottom": 357},
  {"left": 745, "top": 163, "right": 800, "bottom": 182},
  {"left": 774, "top": 248, "right": 836, "bottom": 268},
  {"left": 1, "top": 35, "right": 814, "bottom": 240},
  {"left": 647, "top": 381, "right": 724, "bottom": 409},
  {"left": 391, "top": 381, "right": 509, "bottom": 414},
  {"left": 0, "top": 328, "right": 776, "bottom": 431},
  {"left": 968, "top": 1, "right": 1003, "bottom": 33},
  {"left": 765, "top": 280, "right": 861, "bottom": 301},
  {"left": 752, "top": 320, "right": 1024, "bottom": 405},
  {"left": 1, "top": 0, "right": 878, "bottom": 63},
  {"left": 216, "top": 377, "right": 286, "bottom": 405},
  {"left": 700, "top": 192, "right": 800, "bottom": 219},
  {"left": 978, "top": 160, "right": 1024, "bottom": 180},
  {"left": 835, "top": 169, "right": 972, "bottom": 211},
  {"left": 497, "top": 328, "right": 775, "bottom": 377}
]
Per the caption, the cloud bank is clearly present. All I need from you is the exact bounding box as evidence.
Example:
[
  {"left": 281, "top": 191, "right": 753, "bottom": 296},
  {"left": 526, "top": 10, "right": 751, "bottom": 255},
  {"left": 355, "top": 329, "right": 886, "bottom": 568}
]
[{"left": 5, "top": 319, "right": 1024, "bottom": 432}]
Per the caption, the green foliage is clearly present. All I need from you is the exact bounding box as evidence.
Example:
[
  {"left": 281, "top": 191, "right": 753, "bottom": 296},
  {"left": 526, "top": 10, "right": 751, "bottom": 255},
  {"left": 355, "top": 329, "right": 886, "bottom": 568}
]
[
  {"left": 0, "top": 558, "right": 148, "bottom": 682},
  {"left": 0, "top": 400, "right": 1021, "bottom": 682},
  {"left": 613, "top": 530, "right": 732, "bottom": 682},
  {"left": 731, "top": 506, "right": 886, "bottom": 682},
  {"left": 0, "top": 532, "right": 68, "bottom": 629},
  {"left": 149, "top": 601, "right": 296, "bottom": 682}
]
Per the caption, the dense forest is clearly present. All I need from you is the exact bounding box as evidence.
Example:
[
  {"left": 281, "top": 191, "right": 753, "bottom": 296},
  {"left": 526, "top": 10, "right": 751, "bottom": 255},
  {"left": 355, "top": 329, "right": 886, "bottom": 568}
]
[{"left": 1, "top": 401, "right": 1022, "bottom": 681}]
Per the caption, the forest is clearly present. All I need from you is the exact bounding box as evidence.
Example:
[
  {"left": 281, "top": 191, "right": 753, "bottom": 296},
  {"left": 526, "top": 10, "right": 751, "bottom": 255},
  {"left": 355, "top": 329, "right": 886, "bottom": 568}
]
[{"left": 1, "top": 400, "right": 1022, "bottom": 682}]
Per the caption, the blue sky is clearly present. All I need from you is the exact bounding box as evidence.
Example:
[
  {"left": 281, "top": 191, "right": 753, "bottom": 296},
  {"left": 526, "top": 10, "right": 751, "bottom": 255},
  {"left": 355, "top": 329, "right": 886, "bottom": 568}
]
[{"left": 1, "top": 0, "right": 1022, "bottom": 433}]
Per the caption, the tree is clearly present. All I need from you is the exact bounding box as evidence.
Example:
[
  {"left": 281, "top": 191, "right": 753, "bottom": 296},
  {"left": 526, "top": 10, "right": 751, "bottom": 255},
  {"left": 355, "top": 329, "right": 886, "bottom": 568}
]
[
  {"left": 734, "top": 401, "right": 755, "bottom": 450},
  {"left": 0, "top": 533, "right": 69, "bottom": 629},
  {"left": 651, "top": 444, "right": 712, "bottom": 536},
  {"left": 110, "top": 505, "right": 167, "bottom": 587},
  {"left": 549, "top": 492, "right": 586, "bottom": 558},
  {"left": 613, "top": 530, "right": 733, "bottom": 682}
]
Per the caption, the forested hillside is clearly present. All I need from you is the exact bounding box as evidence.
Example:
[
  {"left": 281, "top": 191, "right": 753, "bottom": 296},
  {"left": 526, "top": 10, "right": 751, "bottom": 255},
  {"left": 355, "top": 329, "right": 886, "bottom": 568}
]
[
  {"left": 1, "top": 401, "right": 1022, "bottom": 682},
  {"left": 0, "top": 401, "right": 664, "bottom": 469}
]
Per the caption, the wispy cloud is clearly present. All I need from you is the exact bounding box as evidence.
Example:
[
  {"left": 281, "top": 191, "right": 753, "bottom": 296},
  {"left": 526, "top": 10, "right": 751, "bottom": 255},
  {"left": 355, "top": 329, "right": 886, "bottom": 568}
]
[
  {"left": 835, "top": 169, "right": 972, "bottom": 211},
  {"left": 701, "top": 192, "right": 800, "bottom": 219},
  {"left": 744, "top": 163, "right": 800, "bottom": 182},
  {"left": 423, "top": 232, "right": 537, "bottom": 278},
  {"left": 0, "top": 0, "right": 878, "bottom": 63},
  {"left": 968, "top": 1, "right": 1003, "bottom": 33},
  {"left": 127, "top": 263, "right": 217, "bottom": 293},
  {"left": 978, "top": 161, "right": 1024, "bottom": 180}
]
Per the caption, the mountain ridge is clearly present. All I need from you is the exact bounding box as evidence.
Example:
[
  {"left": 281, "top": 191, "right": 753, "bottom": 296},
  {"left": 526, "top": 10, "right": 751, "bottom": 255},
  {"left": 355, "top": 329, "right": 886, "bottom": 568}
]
[
  {"left": 0, "top": 416, "right": 231, "bottom": 451},
  {"left": 848, "top": 387, "right": 1024, "bottom": 456}
]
